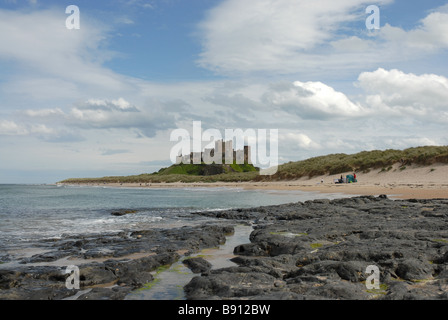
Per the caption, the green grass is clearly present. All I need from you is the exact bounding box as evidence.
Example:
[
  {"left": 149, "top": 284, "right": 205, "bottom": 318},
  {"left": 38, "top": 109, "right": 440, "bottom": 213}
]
[
  {"left": 168, "top": 264, "right": 190, "bottom": 275},
  {"left": 59, "top": 168, "right": 259, "bottom": 184},
  {"left": 156, "top": 162, "right": 257, "bottom": 176},
  {"left": 380, "top": 165, "right": 394, "bottom": 173},
  {"left": 134, "top": 264, "right": 172, "bottom": 292},
  {"left": 431, "top": 239, "right": 448, "bottom": 243},
  {"left": 365, "top": 283, "right": 389, "bottom": 296}
]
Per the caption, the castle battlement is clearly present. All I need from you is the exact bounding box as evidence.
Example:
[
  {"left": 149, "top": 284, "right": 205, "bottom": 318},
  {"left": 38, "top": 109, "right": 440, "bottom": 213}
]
[{"left": 176, "top": 140, "right": 252, "bottom": 165}]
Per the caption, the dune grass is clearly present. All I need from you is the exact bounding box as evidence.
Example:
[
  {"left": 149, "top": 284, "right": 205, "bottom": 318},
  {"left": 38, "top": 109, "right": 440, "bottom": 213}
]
[{"left": 258, "top": 145, "right": 448, "bottom": 181}]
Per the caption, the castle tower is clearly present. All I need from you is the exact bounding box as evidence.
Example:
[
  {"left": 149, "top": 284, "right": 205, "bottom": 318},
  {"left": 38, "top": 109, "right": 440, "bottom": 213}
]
[
  {"left": 192, "top": 152, "right": 201, "bottom": 164},
  {"left": 244, "top": 145, "right": 252, "bottom": 164},
  {"left": 224, "top": 140, "right": 233, "bottom": 164}
]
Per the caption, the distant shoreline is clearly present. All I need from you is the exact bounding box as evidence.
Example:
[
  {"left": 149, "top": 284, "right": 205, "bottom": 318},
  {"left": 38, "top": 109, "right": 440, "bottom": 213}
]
[{"left": 59, "top": 163, "right": 448, "bottom": 200}]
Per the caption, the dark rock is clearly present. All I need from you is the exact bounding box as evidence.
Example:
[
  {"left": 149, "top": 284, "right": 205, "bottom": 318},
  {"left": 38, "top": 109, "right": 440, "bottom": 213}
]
[
  {"left": 76, "top": 287, "right": 132, "bottom": 300},
  {"left": 184, "top": 270, "right": 279, "bottom": 300},
  {"left": 4, "top": 195, "right": 448, "bottom": 300},
  {"left": 247, "top": 292, "right": 310, "bottom": 300},
  {"left": 233, "top": 243, "right": 269, "bottom": 256},
  {"left": 0, "top": 270, "right": 19, "bottom": 290},
  {"left": 111, "top": 209, "right": 138, "bottom": 216},
  {"left": 105, "top": 252, "right": 180, "bottom": 283},
  {"left": 306, "top": 280, "right": 370, "bottom": 300},
  {"left": 0, "top": 286, "right": 77, "bottom": 300},
  {"left": 395, "top": 259, "right": 434, "bottom": 281},
  {"left": 117, "top": 271, "right": 153, "bottom": 287},
  {"left": 336, "top": 261, "right": 368, "bottom": 282},
  {"left": 183, "top": 257, "right": 212, "bottom": 274},
  {"left": 186, "top": 195, "right": 448, "bottom": 300},
  {"left": 23, "top": 250, "right": 76, "bottom": 264},
  {"left": 79, "top": 264, "right": 117, "bottom": 286}
]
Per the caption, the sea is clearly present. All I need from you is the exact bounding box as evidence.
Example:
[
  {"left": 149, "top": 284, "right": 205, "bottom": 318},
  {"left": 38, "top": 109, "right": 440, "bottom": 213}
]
[
  {"left": 0, "top": 184, "right": 351, "bottom": 248},
  {"left": 0, "top": 184, "right": 350, "bottom": 299}
]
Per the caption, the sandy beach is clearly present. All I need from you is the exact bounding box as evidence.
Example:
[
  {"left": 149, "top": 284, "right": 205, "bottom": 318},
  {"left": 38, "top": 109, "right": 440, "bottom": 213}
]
[{"left": 64, "top": 163, "right": 448, "bottom": 200}]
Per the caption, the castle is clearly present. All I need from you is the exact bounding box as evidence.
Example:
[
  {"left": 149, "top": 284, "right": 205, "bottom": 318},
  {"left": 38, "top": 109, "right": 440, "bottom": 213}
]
[{"left": 175, "top": 140, "right": 252, "bottom": 165}]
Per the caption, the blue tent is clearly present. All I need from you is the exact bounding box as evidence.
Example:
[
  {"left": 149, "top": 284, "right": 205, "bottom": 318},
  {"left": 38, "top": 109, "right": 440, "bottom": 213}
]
[{"left": 346, "top": 175, "right": 357, "bottom": 183}]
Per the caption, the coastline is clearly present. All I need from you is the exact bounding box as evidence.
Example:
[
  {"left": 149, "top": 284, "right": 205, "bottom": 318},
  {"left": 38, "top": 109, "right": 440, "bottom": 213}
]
[
  {"left": 59, "top": 163, "right": 448, "bottom": 200},
  {"left": 2, "top": 179, "right": 448, "bottom": 300},
  {"left": 3, "top": 195, "right": 447, "bottom": 300}
]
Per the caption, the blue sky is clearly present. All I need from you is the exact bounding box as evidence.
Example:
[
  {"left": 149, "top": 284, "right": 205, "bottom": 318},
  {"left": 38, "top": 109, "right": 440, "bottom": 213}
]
[{"left": 1, "top": 0, "right": 448, "bottom": 183}]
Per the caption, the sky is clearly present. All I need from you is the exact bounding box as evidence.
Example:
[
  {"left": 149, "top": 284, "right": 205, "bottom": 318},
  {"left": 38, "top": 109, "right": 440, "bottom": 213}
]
[{"left": 1, "top": 0, "right": 448, "bottom": 184}]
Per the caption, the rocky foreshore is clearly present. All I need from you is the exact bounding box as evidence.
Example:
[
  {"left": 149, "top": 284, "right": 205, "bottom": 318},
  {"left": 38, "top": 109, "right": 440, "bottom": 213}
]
[
  {"left": 1, "top": 195, "right": 448, "bottom": 300},
  {"left": 186, "top": 195, "right": 448, "bottom": 300},
  {"left": 0, "top": 223, "right": 235, "bottom": 300}
]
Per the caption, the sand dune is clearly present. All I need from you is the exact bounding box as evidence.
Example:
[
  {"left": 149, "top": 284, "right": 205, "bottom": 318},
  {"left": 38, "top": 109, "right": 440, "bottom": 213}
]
[{"left": 241, "top": 163, "right": 448, "bottom": 199}]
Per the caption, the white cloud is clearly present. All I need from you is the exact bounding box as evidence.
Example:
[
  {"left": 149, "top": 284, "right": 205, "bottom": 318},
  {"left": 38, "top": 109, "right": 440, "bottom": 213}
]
[
  {"left": 29, "top": 124, "right": 55, "bottom": 135},
  {"left": 197, "top": 0, "right": 392, "bottom": 75},
  {"left": 115, "top": 17, "right": 135, "bottom": 25},
  {"left": 0, "top": 120, "right": 28, "bottom": 136},
  {"left": 121, "top": 0, "right": 155, "bottom": 9},
  {"left": 20, "top": 97, "right": 177, "bottom": 138},
  {"left": 82, "top": 98, "right": 139, "bottom": 112},
  {"left": 280, "top": 132, "right": 320, "bottom": 150},
  {"left": 197, "top": 0, "right": 448, "bottom": 77},
  {"left": 358, "top": 68, "right": 448, "bottom": 122},
  {"left": 101, "top": 149, "right": 130, "bottom": 156},
  {"left": 330, "top": 36, "right": 373, "bottom": 52},
  {"left": 23, "top": 108, "right": 65, "bottom": 118},
  {"left": 382, "top": 137, "right": 439, "bottom": 150},
  {"left": 11, "top": 67, "right": 447, "bottom": 153},
  {"left": 68, "top": 98, "right": 175, "bottom": 135},
  {"left": 1, "top": 3, "right": 447, "bottom": 181},
  {"left": 380, "top": 10, "right": 448, "bottom": 51},
  {"left": 263, "top": 81, "right": 364, "bottom": 119},
  {"left": 0, "top": 8, "right": 139, "bottom": 105}
]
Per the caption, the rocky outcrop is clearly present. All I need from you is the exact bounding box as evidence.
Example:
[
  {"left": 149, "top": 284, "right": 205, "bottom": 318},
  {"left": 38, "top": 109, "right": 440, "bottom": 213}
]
[
  {"left": 186, "top": 196, "right": 448, "bottom": 300},
  {"left": 111, "top": 209, "right": 138, "bottom": 216},
  {"left": 2, "top": 195, "right": 448, "bottom": 300},
  {"left": 0, "top": 224, "right": 234, "bottom": 300},
  {"left": 182, "top": 257, "right": 212, "bottom": 274}
]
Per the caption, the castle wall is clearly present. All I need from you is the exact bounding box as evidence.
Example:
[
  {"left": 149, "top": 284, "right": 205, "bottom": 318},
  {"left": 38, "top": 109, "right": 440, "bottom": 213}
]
[{"left": 176, "top": 140, "right": 252, "bottom": 165}]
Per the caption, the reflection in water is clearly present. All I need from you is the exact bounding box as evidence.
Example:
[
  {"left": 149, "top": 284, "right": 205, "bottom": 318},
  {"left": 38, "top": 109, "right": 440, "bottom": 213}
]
[{"left": 125, "top": 225, "right": 252, "bottom": 300}]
